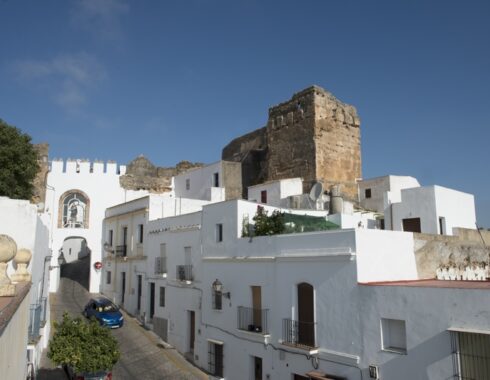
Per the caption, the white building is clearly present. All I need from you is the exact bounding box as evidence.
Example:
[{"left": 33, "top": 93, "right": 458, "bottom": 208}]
[
  {"left": 248, "top": 178, "right": 303, "bottom": 207},
  {"left": 173, "top": 160, "right": 242, "bottom": 202},
  {"left": 100, "top": 190, "right": 490, "bottom": 380},
  {"left": 0, "top": 197, "right": 51, "bottom": 377},
  {"left": 46, "top": 159, "right": 148, "bottom": 293},
  {"left": 359, "top": 176, "right": 476, "bottom": 235},
  {"left": 100, "top": 194, "right": 210, "bottom": 319}
]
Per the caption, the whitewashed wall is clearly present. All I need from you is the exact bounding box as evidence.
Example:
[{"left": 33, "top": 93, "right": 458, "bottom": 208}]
[
  {"left": 248, "top": 178, "right": 303, "bottom": 207},
  {"left": 174, "top": 161, "right": 223, "bottom": 201},
  {"left": 0, "top": 197, "right": 51, "bottom": 375},
  {"left": 390, "top": 185, "right": 476, "bottom": 235},
  {"left": 359, "top": 284, "right": 490, "bottom": 380},
  {"left": 46, "top": 159, "right": 148, "bottom": 293}
]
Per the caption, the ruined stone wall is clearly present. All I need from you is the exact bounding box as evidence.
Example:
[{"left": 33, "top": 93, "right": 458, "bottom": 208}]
[
  {"left": 119, "top": 156, "right": 204, "bottom": 193},
  {"left": 414, "top": 228, "right": 490, "bottom": 278},
  {"left": 222, "top": 127, "right": 267, "bottom": 197},
  {"left": 31, "top": 143, "right": 49, "bottom": 208},
  {"left": 313, "top": 87, "right": 361, "bottom": 200},
  {"left": 221, "top": 85, "right": 362, "bottom": 200},
  {"left": 266, "top": 87, "right": 317, "bottom": 193},
  {"left": 222, "top": 161, "right": 242, "bottom": 200}
]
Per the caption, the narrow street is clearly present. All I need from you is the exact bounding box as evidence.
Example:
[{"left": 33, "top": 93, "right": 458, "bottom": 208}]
[{"left": 39, "top": 258, "right": 207, "bottom": 380}]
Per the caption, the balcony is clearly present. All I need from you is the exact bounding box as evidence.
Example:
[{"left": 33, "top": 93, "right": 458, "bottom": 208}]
[
  {"left": 282, "top": 318, "right": 317, "bottom": 351},
  {"left": 155, "top": 257, "right": 167, "bottom": 275},
  {"left": 176, "top": 265, "right": 193, "bottom": 282},
  {"left": 237, "top": 306, "right": 269, "bottom": 334},
  {"left": 115, "top": 245, "right": 127, "bottom": 257},
  {"left": 28, "top": 303, "right": 42, "bottom": 343}
]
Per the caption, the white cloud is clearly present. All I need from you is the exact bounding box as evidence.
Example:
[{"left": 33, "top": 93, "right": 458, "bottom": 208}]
[
  {"left": 13, "top": 52, "right": 106, "bottom": 110},
  {"left": 71, "top": 0, "right": 130, "bottom": 41}
]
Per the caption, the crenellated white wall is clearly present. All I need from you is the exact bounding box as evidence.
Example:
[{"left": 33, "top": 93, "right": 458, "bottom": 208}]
[{"left": 47, "top": 158, "right": 148, "bottom": 293}]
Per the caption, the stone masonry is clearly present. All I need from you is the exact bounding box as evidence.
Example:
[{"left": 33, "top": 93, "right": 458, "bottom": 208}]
[
  {"left": 222, "top": 85, "right": 362, "bottom": 200},
  {"left": 119, "top": 155, "right": 204, "bottom": 192}
]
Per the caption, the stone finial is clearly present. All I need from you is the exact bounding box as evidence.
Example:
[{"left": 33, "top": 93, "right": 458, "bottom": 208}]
[
  {"left": 0, "top": 234, "right": 17, "bottom": 296},
  {"left": 11, "top": 248, "right": 32, "bottom": 283}
]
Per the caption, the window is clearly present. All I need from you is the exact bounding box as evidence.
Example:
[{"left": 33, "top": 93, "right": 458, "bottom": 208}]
[
  {"left": 159, "top": 243, "right": 167, "bottom": 273},
  {"left": 213, "top": 290, "right": 222, "bottom": 310},
  {"left": 260, "top": 190, "right": 267, "bottom": 204},
  {"left": 213, "top": 172, "right": 219, "bottom": 187},
  {"left": 138, "top": 224, "right": 144, "bottom": 243},
  {"left": 365, "top": 188, "right": 372, "bottom": 199},
  {"left": 451, "top": 330, "right": 490, "bottom": 379},
  {"left": 59, "top": 190, "right": 89, "bottom": 228},
  {"left": 106, "top": 271, "right": 111, "bottom": 285},
  {"left": 381, "top": 318, "right": 407, "bottom": 354},
  {"left": 402, "top": 218, "right": 421, "bottom": 233},
  {"left": 216, "top": 224, "right": 223, "bottom": 242},
  {"left": 108, "top": 230, "right": 113, "bottom": 246},
  {"left": 159, "top": 286, "right": 165, "bottom": 307},
  {"left": 186, "top": 178, "right": 190, "bottom": 190},
  {"left": 208, "top": 341, "right": 223, "bottom": 377}
]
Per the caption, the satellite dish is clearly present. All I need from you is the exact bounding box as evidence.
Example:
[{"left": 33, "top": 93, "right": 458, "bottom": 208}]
[{"left": 309, "top": 182, "right": 324, "bottom": 202}]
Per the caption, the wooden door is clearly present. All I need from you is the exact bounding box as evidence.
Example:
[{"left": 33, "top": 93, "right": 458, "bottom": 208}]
[
  {"left": 252, "top": 286, "right": 262, "bottom": 328},
  {"left": 298, "top": 282, "right": 314, "bottom": 347}
]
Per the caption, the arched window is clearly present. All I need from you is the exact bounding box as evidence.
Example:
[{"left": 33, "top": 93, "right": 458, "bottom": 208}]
[{"left": 58, "top": 190, "right": 90, "bottom": 228}]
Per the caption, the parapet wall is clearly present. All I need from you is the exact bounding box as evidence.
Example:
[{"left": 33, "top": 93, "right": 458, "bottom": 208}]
[{"left": 49, "top": 159, "right": 126, "bottom": 176}]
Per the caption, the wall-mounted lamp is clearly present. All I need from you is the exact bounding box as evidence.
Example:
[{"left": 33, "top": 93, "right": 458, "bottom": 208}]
[
  {"left": 49, "top": 253, "right": 65, "bottom": 270},
  {"left": 212, "top": 278, "right": 231, "bottom": 299},
  {"left": 103, "top": 242, "right": 114, "bottom": 253}
]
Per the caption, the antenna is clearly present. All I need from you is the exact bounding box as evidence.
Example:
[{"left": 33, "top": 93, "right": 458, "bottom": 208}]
[
  {"left": 308, "top": 182, "right": 324, "bottom": 210},
  {"left": 309, "top": 182, "right": 323, "bottom": 202}
]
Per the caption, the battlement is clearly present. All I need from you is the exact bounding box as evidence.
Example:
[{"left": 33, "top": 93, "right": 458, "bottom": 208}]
[{"left": 49, "top": 159, "right": 127, "bottom": 175}]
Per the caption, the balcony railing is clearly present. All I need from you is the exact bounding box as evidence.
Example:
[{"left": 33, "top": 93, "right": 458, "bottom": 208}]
[
  {"left": 28, "top": 303, "right": 42, "bottom": 342},
  {"left": 155, "top": 257, "right": 167, "bottom": 275},
  {"left": 176, "top": 265, "right": 193, "bottom": 281},
  {"left": 115, "top": 245, "right": 127, "bottom": 257},
  {"left": 237, "top": 306, "right": 269, "bottom": 334},
  {"left": 282, "top": 318, "right": 316, "bottom": 348}
]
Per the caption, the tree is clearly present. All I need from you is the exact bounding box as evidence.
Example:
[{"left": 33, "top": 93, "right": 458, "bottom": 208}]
[
  {"left": 48, "top": 313, "right": 120, "bottom": 374},
  {"left": 252, "top": 206, "right": 285, "bottom": 236},
  {"left": 0, "top": 119, "right": 39, "bottom": 199}
]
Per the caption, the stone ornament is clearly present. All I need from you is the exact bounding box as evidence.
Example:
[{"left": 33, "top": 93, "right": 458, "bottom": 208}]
[
  {"left": 436, "top": 259, "right": 489, "bottom": 282},
  {"left": 0, "top": 234, "right": 17, "bottom": 296},
  {"left": 11, "top": 248, "right": 32, "bottom": 283}
]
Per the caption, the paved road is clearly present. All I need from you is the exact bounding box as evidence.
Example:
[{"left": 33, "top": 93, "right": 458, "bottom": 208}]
[{"left": 39, "top": 258, "right": 207, "bottom": 380}]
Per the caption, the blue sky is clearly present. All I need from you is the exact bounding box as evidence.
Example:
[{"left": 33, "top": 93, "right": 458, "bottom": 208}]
[{"left": 1, "top": 0, "right": 489, "bottom": 226}]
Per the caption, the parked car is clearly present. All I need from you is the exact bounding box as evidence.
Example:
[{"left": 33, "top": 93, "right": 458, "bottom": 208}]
[
  {"left": 64, "top": 365, "right": 112, "bottom": 380},
  {"left": 83, "top": 297, "right": 124, "bottom": 328}
]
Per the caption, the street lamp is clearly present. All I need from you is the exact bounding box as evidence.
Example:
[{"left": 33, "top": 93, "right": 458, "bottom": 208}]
[
  {"left": 49, "top": 253, "right": 65, "bottom": 270},
  {"left": 212, "top": 278, "right": 231, "bottom": 299}
]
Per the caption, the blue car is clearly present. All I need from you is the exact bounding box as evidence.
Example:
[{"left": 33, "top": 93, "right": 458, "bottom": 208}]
[{"left": 83, "top": 297, "right": 124, "bottom": 328}]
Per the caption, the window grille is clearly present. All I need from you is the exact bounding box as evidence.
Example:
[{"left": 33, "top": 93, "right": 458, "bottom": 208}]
[
  {"left": 208, "top": 342, "right": 223, "bottom": 377},
  {"left": 451, "top": 330, "right": 490, "bottom": 379}
]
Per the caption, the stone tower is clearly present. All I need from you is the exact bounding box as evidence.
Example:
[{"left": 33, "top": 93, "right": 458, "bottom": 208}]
[
  {"left": 267, "top": 86, "right": 361, "bottom": 198},
  {"left": 222, "top": 85, "right": 362, "bottom": 200}
]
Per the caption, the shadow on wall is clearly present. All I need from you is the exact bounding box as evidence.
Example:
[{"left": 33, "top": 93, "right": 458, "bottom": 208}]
[
  {"left": 381, "top": 331, "right": 453, "bottom": 380},
  {"left": 61, "top": 237, "right": 90, "bottom": 263},
  {"left": 60, "top": 254, "right": 90, "bottom": 292}
]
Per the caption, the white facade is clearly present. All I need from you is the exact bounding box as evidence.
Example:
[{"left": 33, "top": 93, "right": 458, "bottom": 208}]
[
  {"left": 389, "top": 185, "right": 476, "bottom": 235},
  {"left": 359, "top": 176, "right": 476, "bottom": 236},
  {"left": 174, "top": 161, "right": 225, "bottom": 202},
  {"left": 248, "top": 178, "right": 303, "bottom": 207},
  {"left": 46, "top": 159, "right": 148, "bottom": 293},
  {"left": 359, "top": 175, "right": 420, "bottom": 213},
  {"left": 0, "top": 197, "right": 51, "bottom": 375}
]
